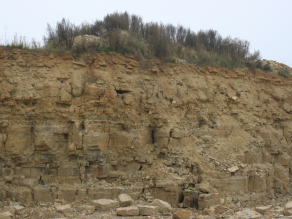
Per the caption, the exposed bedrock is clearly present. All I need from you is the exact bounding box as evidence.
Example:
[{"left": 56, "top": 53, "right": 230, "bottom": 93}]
[{"left": 1, "top": 48, "right": 292, "bottom": 209}]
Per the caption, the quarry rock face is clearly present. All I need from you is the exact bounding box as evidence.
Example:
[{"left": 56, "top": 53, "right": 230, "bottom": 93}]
[{"left": 1, "top": 47, "right": 292, "bottom": 216}]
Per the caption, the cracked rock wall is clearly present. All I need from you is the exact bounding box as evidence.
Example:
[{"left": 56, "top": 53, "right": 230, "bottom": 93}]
[{"left": 1, "top": 48, "right": 292, "bottom": 207}]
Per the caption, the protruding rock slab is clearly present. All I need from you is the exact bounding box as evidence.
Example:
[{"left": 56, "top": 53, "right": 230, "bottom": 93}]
[
  {"left": 266, "top": 207, "right": 284, "bottom": 215},
  {"left": 91, "top": 199, "right": 119, "bottom": 211},
  {"left": 118, "top": 194, "right": 133, "bottom": 207},
  {"left": 173, "top": 209, "right": 192, "bottom": 219},
  {"left": 150, "top": 199, "right": 172, "bottom": 213},
  {"left": 138, "top": 205, "right": 159, "bottom": 216},
  {"left": 55, "top": 204, "right": 72, "bottom": 214},
  {"left": 196, "top": 182, "right": 213, "bottom": 193},
  {"left": 116, "top": 206, "right": 139, "bottom": 216}
]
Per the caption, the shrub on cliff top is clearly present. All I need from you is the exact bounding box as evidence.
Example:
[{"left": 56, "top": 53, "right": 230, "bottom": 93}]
[{"left": 43, "top": 12, "right": 261, "bottom": 68}]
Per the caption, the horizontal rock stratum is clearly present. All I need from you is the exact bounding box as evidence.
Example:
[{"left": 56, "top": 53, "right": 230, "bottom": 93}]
[{"left": 0, "top": 47, "right": 292, "bottom": 211}]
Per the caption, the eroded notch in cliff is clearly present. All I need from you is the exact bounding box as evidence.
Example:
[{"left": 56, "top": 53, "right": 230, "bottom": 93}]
[
  {"left": 115, "top": 89, "right": 132, "bottom": 94},
  {"left": 79, "top": 122, "right": 85, "bottom": 131}
]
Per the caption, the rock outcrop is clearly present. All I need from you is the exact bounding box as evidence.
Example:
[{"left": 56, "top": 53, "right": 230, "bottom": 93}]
[{"left": 0, "top": 47, "right": 292, "bottom": 212}]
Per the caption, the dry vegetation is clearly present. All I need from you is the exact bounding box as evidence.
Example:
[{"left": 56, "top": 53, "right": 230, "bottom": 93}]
[{"left": 2, "top": 12, "right": 263, "bottom": 69}]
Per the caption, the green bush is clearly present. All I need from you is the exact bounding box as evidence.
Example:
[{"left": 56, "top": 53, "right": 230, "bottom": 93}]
[
  {"left": 40, "top": 12, "right": 262, "bottom": 68},
  {"left": 278, "top": 71, "right": 287, "bottom": 77}
]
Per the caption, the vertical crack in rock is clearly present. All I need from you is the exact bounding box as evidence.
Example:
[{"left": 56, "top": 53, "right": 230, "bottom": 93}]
[{"left": 151, "top": 130, "right": 155, "bottom": 144}]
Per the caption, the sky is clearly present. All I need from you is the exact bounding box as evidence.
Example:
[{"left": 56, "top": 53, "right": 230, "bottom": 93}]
[{"left": 0, "top": 0, "right": 291, "bottom": 67}]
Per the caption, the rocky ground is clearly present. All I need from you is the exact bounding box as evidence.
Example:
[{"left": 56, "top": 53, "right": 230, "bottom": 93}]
[{"left": 2, "top": 194, "right": 292, "bottom": 218}]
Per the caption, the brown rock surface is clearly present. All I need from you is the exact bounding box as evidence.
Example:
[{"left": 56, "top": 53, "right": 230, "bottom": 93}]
[
  {"left": 150, "top": 199, "right": 172, "bottom": 213},
  {"left": 76, "top": 205, "right": 95, "bottom": 213},
  {"left": 138, "top": 205, "right": 159, "bottom": 216},
  {"left": 0, "top": 48, "right": 292, "bottom": 213},
  {"left": 173, "top": 209, "right": 192, "bottom": 219},
  {"left": 116, "top": 206, "right": 139, "bottom": 216},
  {"left": 118, "top": 194, "right": 133, "bottom": 207},
  {"left": 55, "top": 204, "right": 72, "bottom": 214},
  {"left": 91, "top": 199, "right": 119, "bottom": 211},
  {"left": 255, "top": 205, "right": 273, "bottom": 215},
  {"left": 233, "top": 209, "right": 262, "bottom": 219}
]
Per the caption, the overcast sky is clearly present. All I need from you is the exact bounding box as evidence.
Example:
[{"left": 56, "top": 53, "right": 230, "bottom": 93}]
[{"left": 1, "top": 0, "right": 291, "bottom": 67}]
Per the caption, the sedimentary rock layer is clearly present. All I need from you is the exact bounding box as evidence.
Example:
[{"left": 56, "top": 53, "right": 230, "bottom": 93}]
[{"left": 0, "top": 48, "right": 292, "bottom": 208}]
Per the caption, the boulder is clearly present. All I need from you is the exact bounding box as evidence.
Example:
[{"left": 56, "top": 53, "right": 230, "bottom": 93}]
[
  {"left": 55, "top": 204, "right": 72, "bottom": 214},
  {"left": 138, "top": 205, "right": 159, "bottom": 216},
  {"left": 233, "top": 209, "right": 262, "bottom": 219},
  {"left": 255, "top": 205, "right": 273, "bottom": 215},
  {"left": 198, "top": 193, "right": 220, "bottom": 210},
  {"left": 286, "top": 201, "right": 292, "bottom": 210},
  {"left": 196, "top": 182, "right": 213, "bottom": 193},
  {"left": 76, "top": 205, "right": 95, "bottom": 213},
  {"left": 150, "top": 199, "right": 172, "bottom": 213},
  {"left": 116, "top": 206, "right": 139, "bottom": 216},
  {"left": 2, "top": 207, "right": 15, "bottom": 216},
  {"left": 0, "top": 212, "right": 13, "bottom": 219},
  {"left": 284, "top": 209, "right": 292, "bottom": 216},
  {"left": 91, "top": 199, "right": 119, "bottom": 211},
  {"left": 3, "top": 205, "right": 24, "bottom": 215},
  {"left": 73, "top": 35, "right": 101, "bottom": 48},
  {"left": 227, "top": 166, "right": 239, "bottom": 173},
  {"left": 118, "top": 194, "right": 133, "bottom": 207},
  {"left": 173, "top": 209, "right": 192, "bottom": 219}
]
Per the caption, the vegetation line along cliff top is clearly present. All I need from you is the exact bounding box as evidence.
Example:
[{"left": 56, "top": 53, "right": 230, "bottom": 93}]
[{"left": 2, "top": 11, "right": 291, "bottom": 75}]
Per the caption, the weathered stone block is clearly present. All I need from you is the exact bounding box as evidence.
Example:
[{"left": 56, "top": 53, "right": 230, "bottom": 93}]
[
  {"left": 228, "top": 176, "right": 248, "bottom": 193},
  {"left": 276, "top": 153, "right": 291, "bottom": 166},
  {"left": 5, "top": 134, "right": 32, "bottom": 157},
  {"left": 33, "top": 185, "right": 55, "bottom": 202},
  {"left": 7, "top": 186, "right": 32, "bottom": 203},
  {"left": 118, "top": 194, "right": 132, "bottom": 207},
  {"left": 151, "top": 187, "right": 181, "bottom": 205},
  {"left": 91, "top": 199, "right": 119, "bottom": 211},
  {"left": 76, "top": 205, "right": 95, "bottom": 213},
  {"left": 233, "top": 209, "right": 262, "bottom": 219},
  {"left": 116, "top": 206, "right": 139, "bottom": 216},
  {"left": 0, "top": 212, "right": 13, "bottom": 219},
  {"left": 255, "top": 205, "right": 273, "bottom": 215},
  {"left": 183, "top": 190, "right": 199, "bottom": 208},
  {"left": 150, "top": 199, "right": 172, "bottom": 213},
  {"left": 198, "top": 193, "right": 220, "bottom": 210},
  {"left": 138, "top": 205, "right": 159, "bottom": 216},
  {"left": 57, "top": 185, "right": 76, "bottom": 202},
  {"left": 173, "top": 209, "right": 192, "bottom": 219},
  {"left": 56, "top": 204, "right": 72, "bottom": 214},
  {"left": 286, "top": 201, "right": 292, "bottom": 210}
]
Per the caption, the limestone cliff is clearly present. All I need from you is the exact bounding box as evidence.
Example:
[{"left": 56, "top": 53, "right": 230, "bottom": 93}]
[{"left": 0, "top": 47, "right": 292, "bottom": 208}]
